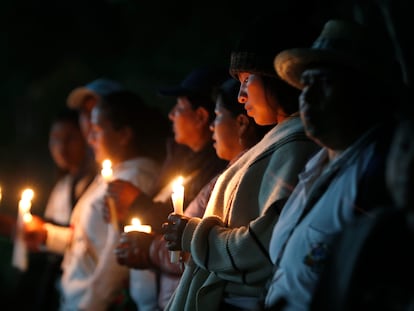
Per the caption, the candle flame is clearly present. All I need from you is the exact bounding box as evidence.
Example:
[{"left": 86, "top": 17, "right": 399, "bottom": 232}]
[
  {"left": 101, "top": 159, "right": 113, "bottom": 181},
  {"left": 131, "top": 217, "right": 141, "bottom": 226},
  {"left": 21, "top": 189, "right": 34, "bottom": 201},
  {"left": 172, "top": 176, "right": 184, "bottom": 191},
  {"left": 23, "top": 213, "right": 32, "bottom": 223}
]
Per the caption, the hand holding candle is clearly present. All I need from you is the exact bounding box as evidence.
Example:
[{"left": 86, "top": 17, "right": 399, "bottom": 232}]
[
  {"left": 170, "top": 176, "right": 184, "bottom": 263},
  {"left": 101, "top": 159, "right": 119, "bottom": 231}
]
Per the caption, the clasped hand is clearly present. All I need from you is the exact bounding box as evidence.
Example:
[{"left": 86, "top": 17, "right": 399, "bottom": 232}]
[
  {"left": 162, "top": 213, "right": 190, "bottom": 251},
  {"left": 22, "top": 215, "right": 47, "bottom": 252},
  {"left": 114, "top": 231, "right": 155, "bottom": 269}
]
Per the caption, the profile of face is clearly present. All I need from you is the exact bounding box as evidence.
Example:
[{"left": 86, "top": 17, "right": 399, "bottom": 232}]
[
  {"left": 49, "top": 119, "right": 86, "bottom": 173},
  {"left": 168, "top": 97, "right": 208, "bottom": 149},
  {"left": 386, "top": 119, "right": 414, "bottom": 209},
  {"left": 88, "top": 106, "right": 123, "bottom": 164},
  {"left": 237, "top": 72, "right": 279, "bottom": 125},
  {"left": 210, "top": 96, "right": 245, "bottom": 161},
  {"left": 299, "top": 67, "right": 357, "bottom": 149},
  {"left": 78, "top": 97, "right": 99, "bottom": 140}
]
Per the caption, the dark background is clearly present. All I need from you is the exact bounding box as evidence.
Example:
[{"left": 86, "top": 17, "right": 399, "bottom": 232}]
[
  {"left": 0, "top": 0, "right": 345, "bottom": 215},
  {"left": 0, "top": 0, "right": 412, "bottom": 308}
]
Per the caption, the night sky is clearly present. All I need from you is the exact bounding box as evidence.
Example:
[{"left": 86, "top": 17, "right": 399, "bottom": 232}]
[{"left": 0, "top": 0, "right": 410, "bottom": 214}]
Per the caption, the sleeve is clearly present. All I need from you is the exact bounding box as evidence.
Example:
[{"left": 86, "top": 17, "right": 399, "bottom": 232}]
[
  {"left": 189, "top": 201, "right": 283, "bottom": 285},
  {"left": 44, "top": 223, "right": 73, "bottom": 254},
  {"left": 79, "top": 226, "right": 129, "bottom": 311}
]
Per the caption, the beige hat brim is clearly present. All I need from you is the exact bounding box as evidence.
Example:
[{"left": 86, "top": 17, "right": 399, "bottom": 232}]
[
  {"left": 274, "top": 48, "right": 355, "bottom": 90},
  {"left": 66, "top": 87, "right": 98, "bottom": 109}
]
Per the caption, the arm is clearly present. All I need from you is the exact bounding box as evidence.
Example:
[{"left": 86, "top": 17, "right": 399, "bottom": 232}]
[{"left": 187, "top": 201, "right": 283, "bottom": 284}]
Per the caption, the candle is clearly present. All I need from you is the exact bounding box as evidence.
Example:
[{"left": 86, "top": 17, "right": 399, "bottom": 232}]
[
  {"left": 170, "top": 176, "right": 184, "bottom": 263},
  {"left": 171, "top": 176, "right": 184, "bottom": 214},
  {"left": 12, "top": 188, "right": 34, "bottom": 271},
  {"left": 19, "top": 188, "right": 34, "bottom": 223},
  {"left": 123, "top": 217, "right": 152, "bottom": 233},
  {"left": 101, "top": 159, "right": 119, "bottom": 231}
]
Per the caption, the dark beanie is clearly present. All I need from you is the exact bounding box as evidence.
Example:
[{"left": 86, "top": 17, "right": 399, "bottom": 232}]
[{"left": 229, "top": 14, "right": 319, "bottom": 79}]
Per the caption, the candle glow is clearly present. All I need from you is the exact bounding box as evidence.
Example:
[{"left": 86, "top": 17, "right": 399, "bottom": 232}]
[
  {"left": 19, "top": 188, "right": 34, "bottom": 222},
  {"left": 123, "top": 217, "right": 152, "bottom": 233}
]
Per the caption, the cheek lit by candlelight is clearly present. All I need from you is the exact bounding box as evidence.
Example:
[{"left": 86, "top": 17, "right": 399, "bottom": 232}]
[{"left": 123, "top": 217, "right": 152, "bottom": 233}]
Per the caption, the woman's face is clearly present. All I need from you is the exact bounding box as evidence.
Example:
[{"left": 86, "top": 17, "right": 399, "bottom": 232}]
[
  {"left": 210, "top": 95, "right": 244, "bottom": 161},
  {"left": 88, "top": 106, "right": 123, "bottom": 164},
  {"left": 237, "top": 72, "right": 279, "bottom": 125}
]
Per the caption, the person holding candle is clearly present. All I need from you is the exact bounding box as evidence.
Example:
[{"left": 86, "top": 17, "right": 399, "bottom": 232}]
[
  {"left": 102, "top": 67, "right": 229, "bottom": 310},
  {"left": 162, "top": 13, "right": 322, "bottom": 311},
  {"left": 32, "top": 108, "right": 96, "bottom": 311},
  {"left": 104, "top": 66, "right": 230, "bottom": 232},
  {"left": 23, "top": 90, "right": 169, "bottom": 311},
  {"left": 114, "top": 78, "right": 273, "bottom": 309}
]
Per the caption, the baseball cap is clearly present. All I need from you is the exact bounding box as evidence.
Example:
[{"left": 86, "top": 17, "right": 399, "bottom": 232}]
[
  {"left": 158, "top": 67, "right": 229, "bottom": 99},
  {"left": 66, "top": 78, "right": 124, "bottom": 109}
]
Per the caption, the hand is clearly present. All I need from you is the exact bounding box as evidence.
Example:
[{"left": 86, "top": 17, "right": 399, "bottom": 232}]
[
  {"left": 22, "top": 215, "right": 47, "bottom": 252},
  {"left": 162, "top": 213, "right": 190, "bottom": 251},
  {"left": 114, "top": 231, "right": 155, "bottom": 269},
  {"left": 104, "top": 179, "right": 142, "bottom": 223}
]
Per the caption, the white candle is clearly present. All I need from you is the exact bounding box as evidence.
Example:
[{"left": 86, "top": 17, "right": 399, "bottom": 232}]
[
  {"left": 123, "top": 217, "right": 152, "bottom": 233},
  {"left": 171, "top": 176, "right": 184, "bottom": 214},
  {"left": 12, "top": 188, "right": 34, "bottom": 271},
  {"left": 101, "top": 159, "right": 119, "bottom": 231},
  {"left": 170, "top": 176, "right": 184, "bottom": 263}
]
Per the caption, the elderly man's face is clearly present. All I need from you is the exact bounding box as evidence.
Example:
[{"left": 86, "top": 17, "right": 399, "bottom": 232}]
[{"left": 299, "top": 67, "right": 362, "bottom": 151}]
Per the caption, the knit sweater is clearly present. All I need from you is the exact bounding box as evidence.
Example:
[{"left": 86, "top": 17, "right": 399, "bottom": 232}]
[{"left": 165, "top": 115, "right": 320, "bottom": 311}]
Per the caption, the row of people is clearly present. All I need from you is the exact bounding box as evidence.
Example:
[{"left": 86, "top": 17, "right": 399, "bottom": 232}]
[{"left": 17, "top": 14, "right": 411, "bottom": 311}]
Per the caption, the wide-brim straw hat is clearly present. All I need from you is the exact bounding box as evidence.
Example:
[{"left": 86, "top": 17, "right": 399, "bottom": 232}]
[{"left": 274, "top": 19, "right": 389, "bottom": 90}]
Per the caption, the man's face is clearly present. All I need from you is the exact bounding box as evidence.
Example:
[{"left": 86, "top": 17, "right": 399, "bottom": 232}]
[
  {"left": 168, "top": 97, "right": 205, "bottom": 150},
  {"left": 299, "top": 67, "right": 356, "bottom": 149}
]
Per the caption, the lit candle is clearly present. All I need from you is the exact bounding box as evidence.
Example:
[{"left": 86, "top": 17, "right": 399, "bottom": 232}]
[
  {"left": 171, "top": 176, "right": 184, "bottom": 214},
  {"left": 101, "top": 159, "right": 119, "bottom": 231},
  {"left": 12, "top": 188, "right": 34, "bottom": 271},
  {"left": 19, "top": 188, "right": 34, "bottom": 223},
  {"left": 170, "top": 176, "right": 184, "bottom": 263},
  {"left": 123, "top": 217, "right": 152, "bottom": 233}
]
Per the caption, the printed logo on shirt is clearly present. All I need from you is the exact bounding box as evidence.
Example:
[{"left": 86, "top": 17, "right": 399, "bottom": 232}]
[{"left": 303, "top": 242, "right": 329, "bottom": 274}]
